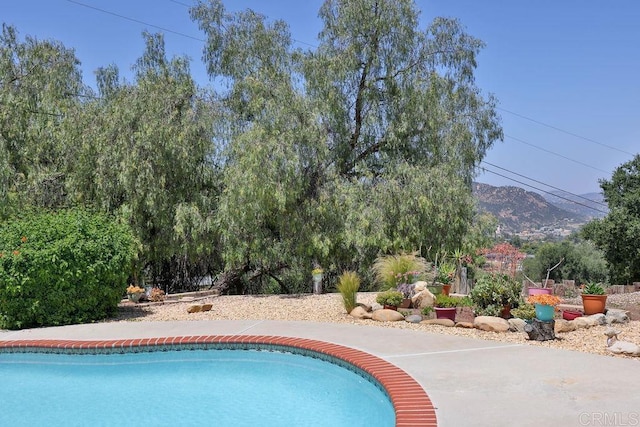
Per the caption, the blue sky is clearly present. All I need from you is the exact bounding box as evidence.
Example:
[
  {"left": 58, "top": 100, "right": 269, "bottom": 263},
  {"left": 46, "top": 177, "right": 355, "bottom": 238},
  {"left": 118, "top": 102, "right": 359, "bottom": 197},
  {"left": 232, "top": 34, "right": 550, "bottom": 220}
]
[{"left": 4, "top": 0, "right": 639, "bottom": 196}]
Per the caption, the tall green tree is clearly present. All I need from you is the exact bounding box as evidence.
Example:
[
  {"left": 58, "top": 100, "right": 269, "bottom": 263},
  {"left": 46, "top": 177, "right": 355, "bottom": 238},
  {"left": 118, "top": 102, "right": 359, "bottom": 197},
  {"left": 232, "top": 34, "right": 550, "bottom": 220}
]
[
  {"left": 190, "top": 0, "right": 502, "bottom": 292},
  {"left": 583, "top": 154, "right": 640, "bottom": 284},
  {"left": 0, "top": 24, "right": 85, "bottom": 216},
  {"left": 66, "top": 33, "right": 221, "bottom": 290}
]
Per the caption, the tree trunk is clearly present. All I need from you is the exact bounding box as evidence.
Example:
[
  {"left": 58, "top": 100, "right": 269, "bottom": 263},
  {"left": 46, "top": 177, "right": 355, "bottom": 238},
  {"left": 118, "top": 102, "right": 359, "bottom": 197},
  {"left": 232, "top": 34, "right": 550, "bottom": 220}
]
[{"left": 524, "top": 319, "right": 556, "bottom": 341}]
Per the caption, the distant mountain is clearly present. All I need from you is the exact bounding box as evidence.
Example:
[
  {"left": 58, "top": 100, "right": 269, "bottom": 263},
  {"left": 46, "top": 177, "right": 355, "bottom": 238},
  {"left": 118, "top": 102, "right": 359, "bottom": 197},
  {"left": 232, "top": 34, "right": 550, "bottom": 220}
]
[
  {"left": 543, "top": 191, "right": 608, "bottom": 219},
  {"left": 472, "top": 182, "right": 587, "bottom": 234}
]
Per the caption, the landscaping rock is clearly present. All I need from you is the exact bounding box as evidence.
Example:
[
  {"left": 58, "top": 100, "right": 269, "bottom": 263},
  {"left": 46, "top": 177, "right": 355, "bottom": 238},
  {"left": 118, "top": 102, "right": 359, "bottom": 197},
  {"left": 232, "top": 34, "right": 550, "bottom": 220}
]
[
  {"left": 573, "top": 317, "right": 592, "bottom": 329},
  {"left": 508, "top": 318, "right": 527, "bottom": 333},
  {"left": 411, "top": 286, "right": 436, "bottom": 309},
  {"left": 371, "top": 303, "right": 383, "bottom": 311},
  {"left": 350, "top": 306, "right": 373, "bottom": 319},
  {"left": 606, "top": 309, "right": 630, "bottom": 325},
  {"left": 554, "top": 319, "right": 577, "bottom": 333},
  {"left": 405, "top": 314, "right": 423, "bottom": 324},
  {"left": 201, "top": 304, "right": 213, "bottom": 312},
  {"left": 356, "top": 303, "right": 373, "bottom": 312},
  {"left": 605, "top": 328, "right": 640, "bottom": 356},
  {"left": 455, "top": 322, "right": 475, "bottom": 329},
  {"left": 474, "top": 316, "right": 510, "bottom": 332},
  {"left": 587, "top": 313, "right": 607, "bottom": 326},
  {"left": 187, "top": 305, "right": 202, "bottom": 313},
  {"left": 372, "top": 309, "right": 405, "bottom": 322},
  {"left": 421, "top": 318, "right": 455, "bottom": 327}
]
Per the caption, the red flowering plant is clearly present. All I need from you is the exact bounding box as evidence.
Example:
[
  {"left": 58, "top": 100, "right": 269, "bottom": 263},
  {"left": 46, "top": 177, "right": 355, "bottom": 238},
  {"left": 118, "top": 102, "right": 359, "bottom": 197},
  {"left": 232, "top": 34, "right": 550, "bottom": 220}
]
[{"left": 527, "top": 294, "right": 562, "bottom": 307}]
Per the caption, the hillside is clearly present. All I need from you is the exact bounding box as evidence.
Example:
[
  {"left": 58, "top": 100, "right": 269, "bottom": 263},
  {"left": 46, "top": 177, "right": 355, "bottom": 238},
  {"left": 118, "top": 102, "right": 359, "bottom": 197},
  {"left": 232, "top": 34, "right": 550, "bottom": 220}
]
[
  {"left": 472, "top": 183, "right": 587, "bottom": 235},
  {"left": 543, "top": 191, "right": 608, "bottom": 219}
]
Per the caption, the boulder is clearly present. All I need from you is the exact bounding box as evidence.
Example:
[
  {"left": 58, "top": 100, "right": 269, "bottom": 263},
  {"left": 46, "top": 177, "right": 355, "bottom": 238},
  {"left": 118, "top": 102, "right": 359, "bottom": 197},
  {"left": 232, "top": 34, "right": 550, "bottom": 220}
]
[
  {"left": 187, "top": 305, "right": 202, "bottom": 313},
  {"left": 421, "top": 318, "right": 455, "bottom": 327},
  {"left": 372, "top": 309, "right": 405, "bottom": 322},
  {"left": 554, "top": 319, "right": 577, "bottom": 333},
  {"left": 508, "top": 318, "right": 527, "bottom": 333},
  {"left": 350, "top": 306, "right": 373, "bottom": 319},
  {"left": 474, "top": 316, "right": 510, "bottom": 332},
  {"left": 413, "top": 281, "right": 428, "bottom": 292},
  {"left": 572, "top": 317, "right": 593, "bottom": 329},
  {"left": 356, "top": 303, "right": 373, "bottom": 312},
  {"left": 605, "top": 328, "right": 640, "bottom": 356},
  {"left": 201, "top": 304, "right": 213, "bottom": 312},
  {"left": 371, "top": 303, "right": 383, "bottom": 311},
  {"left": 587, "top": 313, "right": 607, "bottom": 326},
  {"left": 606, "top": 309, "right": 630, "bottom": 325},
  {"left": 405, "top": 314, "right": 423, "bottom": 324},
  {"left": 455, "top": 322, "right": 475, "bottom": 329},
  {"left": 411, "top": 287, "right": 436, "bottom": 309}
]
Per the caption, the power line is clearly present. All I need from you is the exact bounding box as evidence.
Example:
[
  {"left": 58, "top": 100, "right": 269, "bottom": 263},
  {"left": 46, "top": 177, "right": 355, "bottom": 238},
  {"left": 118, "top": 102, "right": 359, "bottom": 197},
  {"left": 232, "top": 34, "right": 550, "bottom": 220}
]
[
  {"left": 482, "top": 161, "right": 608, "bottom": 207},
  {"left": 481, "top": 167, "right": 608, "bottom": 215},
  {"left": 65, "top": 0, "right": 206, "bottom": 42},
  {"left": 505, "top": 134, "right": 610, "bottom": 174},
  {"left": 498, "top": 106, "right": 635, "bottom": 157}
]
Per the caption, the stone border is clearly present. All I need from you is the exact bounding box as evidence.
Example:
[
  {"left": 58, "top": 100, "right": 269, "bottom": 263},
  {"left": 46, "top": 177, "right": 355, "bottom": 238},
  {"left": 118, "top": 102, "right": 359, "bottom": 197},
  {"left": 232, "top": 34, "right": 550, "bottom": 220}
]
[{"left": 0, "top": 335, "right": 436, "bottom": 427}]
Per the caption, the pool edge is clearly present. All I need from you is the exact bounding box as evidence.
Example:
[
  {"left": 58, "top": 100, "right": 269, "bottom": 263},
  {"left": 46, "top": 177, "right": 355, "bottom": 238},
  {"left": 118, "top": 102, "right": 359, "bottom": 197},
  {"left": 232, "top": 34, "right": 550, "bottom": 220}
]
[{"left": 0, "top": 335, "right": 437, "bottom": 427}]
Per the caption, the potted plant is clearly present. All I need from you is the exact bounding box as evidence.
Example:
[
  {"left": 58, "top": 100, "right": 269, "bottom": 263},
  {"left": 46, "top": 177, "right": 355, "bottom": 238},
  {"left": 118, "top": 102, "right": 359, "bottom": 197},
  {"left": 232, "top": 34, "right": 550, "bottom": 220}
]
[
  {"left": 581, "top": 282, "right": 607, "bottom": 315},
  {"left": 376, "top": 289, "right": 404, "bottom": 310},
  {"left": 126, "top": 284, "right": 145, "bottom": 303},
  {"left": 311, "top": 267, "right": 324, "bottom": 294},
  {"left": 396, "top": 282, "right": 416, "bottom": 308},
  {"left": 433, "top": 294, "right": 471, "bottom": 322},
  {"left": 511, "top": 303, "right": 536, "bottom": 322},
  {"left": 469, "top": 273, "right": 522, "bottom": 317},
  {"left": 435, "top": 262, "right": 456, "bottom": 296},
  {"left": 527, "top": 294, "right": 562, "bottom": 321}
]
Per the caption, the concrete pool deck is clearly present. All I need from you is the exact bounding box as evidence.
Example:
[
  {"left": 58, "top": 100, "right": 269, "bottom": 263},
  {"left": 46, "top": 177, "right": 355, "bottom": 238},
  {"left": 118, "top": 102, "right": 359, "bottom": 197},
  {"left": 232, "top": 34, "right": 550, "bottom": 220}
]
[{"left": 2, "top": 320, "right": 639, "bottom": 427}]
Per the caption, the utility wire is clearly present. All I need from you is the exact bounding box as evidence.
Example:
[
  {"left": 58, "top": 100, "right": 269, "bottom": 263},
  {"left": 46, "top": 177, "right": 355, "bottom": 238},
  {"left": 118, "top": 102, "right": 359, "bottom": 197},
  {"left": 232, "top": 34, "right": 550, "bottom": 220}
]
[
  {"left": 482, "top": 161, "right": 608, "bottom": 207},
  {"left": 505, "top": 134, "right": 610, "bottom": 174},
  {"left": 481, "top": 167, "right": 608, "bottom": 215},
  {"left": 65, "top": 0, "right": 206, "bottom": 42},
  {"left": 498, "top": 107, "right": 635, "bottom": 157}
]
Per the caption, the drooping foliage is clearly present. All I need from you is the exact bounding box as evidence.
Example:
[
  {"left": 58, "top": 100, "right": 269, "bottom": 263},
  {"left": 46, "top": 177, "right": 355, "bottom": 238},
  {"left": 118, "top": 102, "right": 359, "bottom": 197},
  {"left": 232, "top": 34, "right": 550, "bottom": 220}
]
[{"left": 1, "top": 0, "right": 503, "bottom": 295}]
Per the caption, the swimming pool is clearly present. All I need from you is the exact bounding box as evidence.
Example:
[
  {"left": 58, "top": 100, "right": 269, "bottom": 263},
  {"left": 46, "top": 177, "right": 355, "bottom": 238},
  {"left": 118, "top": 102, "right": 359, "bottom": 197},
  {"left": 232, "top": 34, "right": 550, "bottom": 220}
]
[
  {"left": 0, "top": 336, "right": 437, "bottom": 426},
  {"left": 0, "top": 349, "right": 393, "bottom": 426}
]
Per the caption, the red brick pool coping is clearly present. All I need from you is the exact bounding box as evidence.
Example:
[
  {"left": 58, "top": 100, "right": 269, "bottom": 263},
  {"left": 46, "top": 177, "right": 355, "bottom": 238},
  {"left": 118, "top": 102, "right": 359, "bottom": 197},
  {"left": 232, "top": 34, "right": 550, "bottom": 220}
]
[{"left": 0, "top": 335, "right": 436, "bottom": 426}]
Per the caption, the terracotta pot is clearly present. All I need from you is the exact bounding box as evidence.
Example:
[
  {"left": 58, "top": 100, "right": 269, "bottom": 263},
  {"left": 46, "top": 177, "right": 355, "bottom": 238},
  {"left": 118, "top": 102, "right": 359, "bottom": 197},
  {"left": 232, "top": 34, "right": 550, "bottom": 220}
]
[
  {"left": 383, "top": 304, "right": 398, "bottom": 311},
  {"left": 581, "top": 294, "right": 607, "bottom": 315},
  {"left": 500, "top": 304, "right": 512, "bottom": 319},
  {"left": 528, "top": 287, "right": 552, "bottom": 296},
  {"left": 442, "top": 284, "right": 452, "bottom": 296},
  {"left": 434, "top": 307, "right": 457, "bottom": 322},
  {"left": 399, "top": 298, "right": 412, "bottom": 309}
]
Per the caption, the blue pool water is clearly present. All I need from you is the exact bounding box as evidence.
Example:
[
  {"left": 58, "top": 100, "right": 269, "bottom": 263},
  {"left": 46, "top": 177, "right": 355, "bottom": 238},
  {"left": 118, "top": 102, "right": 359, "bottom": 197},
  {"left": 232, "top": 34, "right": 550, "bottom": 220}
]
[{"left": 0, "top": 349, "right": 395, "bottom": 426}]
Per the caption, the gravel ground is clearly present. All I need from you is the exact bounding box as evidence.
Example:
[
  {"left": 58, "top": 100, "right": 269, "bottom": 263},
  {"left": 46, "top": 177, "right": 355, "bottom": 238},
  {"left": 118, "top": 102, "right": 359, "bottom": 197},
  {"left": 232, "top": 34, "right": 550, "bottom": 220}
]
[{"left": 113, "top": 292, "right": 640, "bottom": 360}]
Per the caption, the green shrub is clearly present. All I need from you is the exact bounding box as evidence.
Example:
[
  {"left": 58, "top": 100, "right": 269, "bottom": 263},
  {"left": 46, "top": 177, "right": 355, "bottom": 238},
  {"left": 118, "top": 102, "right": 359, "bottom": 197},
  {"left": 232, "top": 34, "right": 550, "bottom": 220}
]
[
  {"left": 469, "top": 273, "right": 523, "bottom": 316},
  {"left": 375, "top": 289, "right": 404, "bottom": 307},
  {"left": 434, "top": 294, "right": 473, "bottom": 308},
  {"left": 0, "top": 209, "right": 136, "bottom": 329},
  {"left": 372, "top": 252, "right": 428, "bottom": 290},
  {"left": 511, "top": 303, "right": 536, "bottom": 320},
  {"left": 337, "top": 271, "right": 360, "bottom": 313}
]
